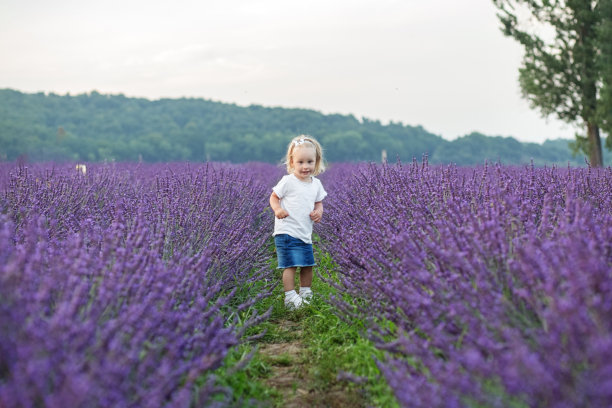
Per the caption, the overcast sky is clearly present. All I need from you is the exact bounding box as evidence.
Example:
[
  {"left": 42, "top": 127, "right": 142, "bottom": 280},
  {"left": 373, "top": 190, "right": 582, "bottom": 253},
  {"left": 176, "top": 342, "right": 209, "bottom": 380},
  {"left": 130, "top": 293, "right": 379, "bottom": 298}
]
[{"left": 0, "top": 0, "right": 579, "bottom": 143}]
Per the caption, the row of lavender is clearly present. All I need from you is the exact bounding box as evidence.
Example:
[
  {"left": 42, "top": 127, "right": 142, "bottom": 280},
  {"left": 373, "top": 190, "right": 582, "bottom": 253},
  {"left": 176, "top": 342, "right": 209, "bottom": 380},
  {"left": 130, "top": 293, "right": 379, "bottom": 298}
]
[
  {"left": 318, "top": 161, "right": 612, "bottom": 407},
  {"left": 0, "top": 162, "right": 281, "bottom": 407}
]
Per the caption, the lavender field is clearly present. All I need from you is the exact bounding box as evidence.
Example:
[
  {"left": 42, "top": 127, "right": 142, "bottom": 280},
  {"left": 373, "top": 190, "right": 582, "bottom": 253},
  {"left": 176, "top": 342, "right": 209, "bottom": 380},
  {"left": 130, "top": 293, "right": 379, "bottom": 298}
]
[
  {"left": 318, "top": 160, "right": 612, "bottom": 407},
  {"left": 1, "top": 160, "right": 611, "bottom": 407},
  {"left": 0, "top": 162, "right": 282, "bottom": 407}
]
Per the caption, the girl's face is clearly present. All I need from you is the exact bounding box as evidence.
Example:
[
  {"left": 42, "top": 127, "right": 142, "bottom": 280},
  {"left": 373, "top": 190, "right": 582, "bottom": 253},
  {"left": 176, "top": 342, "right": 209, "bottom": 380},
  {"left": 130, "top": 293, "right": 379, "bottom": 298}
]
[{"left": 291, "top": 146, "right": 317, "bottom": 182}]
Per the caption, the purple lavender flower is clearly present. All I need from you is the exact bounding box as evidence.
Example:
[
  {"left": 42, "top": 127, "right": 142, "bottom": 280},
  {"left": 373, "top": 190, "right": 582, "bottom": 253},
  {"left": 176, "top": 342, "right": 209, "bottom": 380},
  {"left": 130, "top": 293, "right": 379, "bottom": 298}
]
[
  {"left": 1, "top": 162, "right": 279, "bottom": 407},
  {"left": 319, "top": 161, "right": 612, "bottom": 407}
]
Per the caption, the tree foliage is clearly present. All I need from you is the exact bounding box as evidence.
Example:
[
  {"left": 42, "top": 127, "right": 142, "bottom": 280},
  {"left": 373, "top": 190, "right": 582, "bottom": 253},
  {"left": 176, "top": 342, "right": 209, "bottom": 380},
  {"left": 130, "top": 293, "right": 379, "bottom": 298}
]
[
  {"left": 0, "top": 88, "right": 607, "bottom": 166},
  {"left": 493, "top": 0, "right": 612, "bottom": 167}
]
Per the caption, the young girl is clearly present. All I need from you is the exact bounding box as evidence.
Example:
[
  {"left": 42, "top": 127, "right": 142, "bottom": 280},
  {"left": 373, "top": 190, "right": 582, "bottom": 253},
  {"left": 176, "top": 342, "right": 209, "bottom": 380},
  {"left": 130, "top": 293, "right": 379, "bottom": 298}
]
[{"left": 270, "top": 135, "right": 327, "bottom": 309}]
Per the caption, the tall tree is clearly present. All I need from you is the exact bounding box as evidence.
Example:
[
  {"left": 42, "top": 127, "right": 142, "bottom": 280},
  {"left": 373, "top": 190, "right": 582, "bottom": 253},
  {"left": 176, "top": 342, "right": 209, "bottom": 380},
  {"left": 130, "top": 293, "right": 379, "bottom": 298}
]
[{"left": 493, "top": 0, "right": 612, "bottom": 167}]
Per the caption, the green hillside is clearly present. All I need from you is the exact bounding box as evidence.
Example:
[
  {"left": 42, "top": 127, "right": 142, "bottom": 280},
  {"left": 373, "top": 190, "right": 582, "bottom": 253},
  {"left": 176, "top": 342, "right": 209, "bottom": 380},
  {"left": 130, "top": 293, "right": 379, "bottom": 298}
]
[{"left": 1, "top": 88, "right": 607, "bottom": 166}]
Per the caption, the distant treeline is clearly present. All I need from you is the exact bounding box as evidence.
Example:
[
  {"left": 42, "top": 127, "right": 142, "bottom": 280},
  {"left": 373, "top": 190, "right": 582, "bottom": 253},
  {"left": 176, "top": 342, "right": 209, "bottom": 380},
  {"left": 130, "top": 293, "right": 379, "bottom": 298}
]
[{"left": 1, "top": 88, "right": 608, "bottom": 166}]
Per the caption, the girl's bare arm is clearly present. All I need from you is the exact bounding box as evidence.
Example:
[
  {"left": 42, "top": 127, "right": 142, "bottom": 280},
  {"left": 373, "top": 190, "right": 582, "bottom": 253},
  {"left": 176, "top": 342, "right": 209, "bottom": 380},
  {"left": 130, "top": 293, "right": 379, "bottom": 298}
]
[
  {"left": 270, "top": 192, "right": 289, "bottom": 218},
  {"left": 310, "top": 201, "right": 323, "bottom": 222}
]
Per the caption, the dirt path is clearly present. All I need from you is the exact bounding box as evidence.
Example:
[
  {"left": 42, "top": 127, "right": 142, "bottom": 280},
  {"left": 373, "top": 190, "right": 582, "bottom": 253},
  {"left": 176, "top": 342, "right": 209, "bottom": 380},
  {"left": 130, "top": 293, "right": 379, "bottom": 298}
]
[{"left": 256, "top": 318, "right": 365, "bottom": 408}]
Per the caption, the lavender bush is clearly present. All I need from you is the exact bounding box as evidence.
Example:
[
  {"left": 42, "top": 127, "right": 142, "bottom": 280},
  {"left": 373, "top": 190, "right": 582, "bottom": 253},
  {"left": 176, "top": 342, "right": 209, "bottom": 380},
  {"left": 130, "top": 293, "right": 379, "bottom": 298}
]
[
  {"left": 0, "top": 162, "right": 280, "bottom": 407},
  {"left": 318, "top": 160, "right": 612, "bottom": 407}
]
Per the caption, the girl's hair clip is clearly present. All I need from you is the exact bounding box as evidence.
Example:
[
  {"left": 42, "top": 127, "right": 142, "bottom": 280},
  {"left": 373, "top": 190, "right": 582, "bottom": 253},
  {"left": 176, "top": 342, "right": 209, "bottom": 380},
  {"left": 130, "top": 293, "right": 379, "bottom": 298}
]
[{"left": 293, "top": 138, "right": 309, "bottom": 147}]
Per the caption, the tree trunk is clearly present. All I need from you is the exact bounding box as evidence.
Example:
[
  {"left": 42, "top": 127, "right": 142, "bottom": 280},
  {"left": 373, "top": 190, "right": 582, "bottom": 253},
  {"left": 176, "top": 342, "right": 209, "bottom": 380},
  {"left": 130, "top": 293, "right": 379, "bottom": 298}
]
[{"left": 587, "top": 121, "right": 603, "bottom": 167}]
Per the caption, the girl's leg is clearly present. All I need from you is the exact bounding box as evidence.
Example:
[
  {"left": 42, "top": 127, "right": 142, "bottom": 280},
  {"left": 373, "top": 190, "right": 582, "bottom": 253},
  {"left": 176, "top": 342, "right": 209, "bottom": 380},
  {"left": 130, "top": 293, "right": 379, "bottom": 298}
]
[
  {"left": 282, "top": 267, "right": 297, "bottom": 291},
  {"left": 283, "top": 267, "right": 303, "bottom": 309},
  {"left": 299, "top": 266, "right": 313, "bottom": 288}
]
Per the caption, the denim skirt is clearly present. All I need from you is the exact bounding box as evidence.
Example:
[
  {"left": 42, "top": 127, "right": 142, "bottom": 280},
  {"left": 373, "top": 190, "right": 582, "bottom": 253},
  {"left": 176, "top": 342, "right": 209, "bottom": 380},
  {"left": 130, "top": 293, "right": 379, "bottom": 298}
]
[{"left": 274, "top": 234, "right": 316, "bottom": 269}]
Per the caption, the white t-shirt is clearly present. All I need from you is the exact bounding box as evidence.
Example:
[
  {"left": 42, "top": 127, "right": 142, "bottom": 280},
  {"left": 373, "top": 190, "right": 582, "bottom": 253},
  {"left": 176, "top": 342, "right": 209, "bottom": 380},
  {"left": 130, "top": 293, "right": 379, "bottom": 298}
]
[{"left": 272, "top": 174, "right": 327, "bottom": 244}]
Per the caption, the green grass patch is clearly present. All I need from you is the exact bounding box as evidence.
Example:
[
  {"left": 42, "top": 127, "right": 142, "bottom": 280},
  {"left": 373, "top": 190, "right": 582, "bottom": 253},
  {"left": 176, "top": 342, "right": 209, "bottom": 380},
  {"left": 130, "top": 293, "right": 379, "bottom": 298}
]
[
  {"left": 205, "top": 343, "right": 282, "bottom": 407},
  {"left": 263, "top": 352, "right": 294, "bottom": 367},
  {"left": 209, "top": 242, "right": 399, "bottom": 407},
  {"left": 299, "top": 254, "right": 400, "bottom": 408}
]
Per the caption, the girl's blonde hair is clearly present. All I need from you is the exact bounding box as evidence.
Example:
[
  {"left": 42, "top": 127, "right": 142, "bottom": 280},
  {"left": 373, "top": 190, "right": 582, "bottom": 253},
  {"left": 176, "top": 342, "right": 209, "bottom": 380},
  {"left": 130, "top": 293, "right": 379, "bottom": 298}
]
[{"left": 284, "top": 135, "right": 326, "bottom": 176}]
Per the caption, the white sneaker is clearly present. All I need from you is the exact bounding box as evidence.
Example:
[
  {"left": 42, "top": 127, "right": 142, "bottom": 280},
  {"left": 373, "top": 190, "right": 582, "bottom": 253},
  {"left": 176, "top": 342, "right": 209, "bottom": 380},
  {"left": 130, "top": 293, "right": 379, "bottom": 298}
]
[
  {"left": 284, "top": 291, "right": 303, "bottom": 310},
  {"left": 299, "top": 288, "right": 313, "bottom": 301}
]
